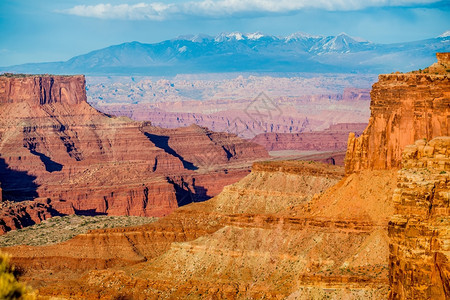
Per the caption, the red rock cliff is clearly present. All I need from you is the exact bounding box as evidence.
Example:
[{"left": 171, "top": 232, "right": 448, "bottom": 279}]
[
  {"left": 0, "top": 74, "right": 268, "bottom": 233},
  {"left": 0, "top": 74, "right": 86, "bottom": 105},
  {"left": 345, "top": 53, "right": 450, "bottom": 174}
]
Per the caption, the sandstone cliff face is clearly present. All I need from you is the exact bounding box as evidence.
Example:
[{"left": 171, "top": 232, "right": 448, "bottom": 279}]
[
  {"left": 345, "top": 54, "right": 449, "bottom": 174},
  {"left": 389, "top": 137, "right": 450, "bottom": 299},
  {"left": 0, "top": 74, "right": 268, "bottom": 233},
  {"left": 199, "top": 160, "right": 344, "bottom": 214},
  {"left": 4, "top": 161, "right": 394, "bottom": 299},
  {"left": 143, "top": 124, "right": 269, "bottom": 169},
  {"left": 0, "top": 75, "right": 184, "bottom": 219},
  {"left": 0, "top": 75, "right": 86, "bottom": 105}
]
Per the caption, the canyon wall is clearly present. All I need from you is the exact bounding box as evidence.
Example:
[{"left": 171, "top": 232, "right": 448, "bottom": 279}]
[
  {"left": 345, "top": 53, "right": 449, "bottom": 174},
  {"left": 0, "top": 75, "right": 183, "bottom": 218},
  {"left": 2, "top": 56, "right": 448, "bottom": 298},
  {"left": 252, "top": 123, "right": 366, "bottom": 152},
  {"left": 0, "top": 74, "right": 86, "bottom": 105},
  {"left": 389, "top": 137, "right": 450, "bottom": 299},
  {"left": 89, "top": 75, "right": 373, "bottom": 139},
  {"left": 143, "top": 124, "right": 269, "bottom": 169},
  {"left": 4, "top": 160, "right": 396, "bottom": 299},
  {"left": 0, "top": 74, "right": 268, "bottom": 233},
  {"left": 0, "top": 199, "right": 65, "bottom": 234}
]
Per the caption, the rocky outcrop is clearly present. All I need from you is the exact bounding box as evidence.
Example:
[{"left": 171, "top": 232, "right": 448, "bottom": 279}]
[
  {"left": 199, "top": 160, "right": 344, "bottom": 214},
  {"left": 0, "top": 199, "right": 69, "bottom": 234},
  {"left": 388, "top": 137, "right": 450, "bottom": 299},
  {"left": 0, "top": 74, "right": 86, "bottom": 105},
  {"left": 0, "top": 74, "right": 268, "bottom": 233},
  {"left": 0, "top": 75, "right": 184, "bottom": 218},
  {"left": 419, "top": 52, "right": 450, "bottom": 74},
  {"left": 143, "top": 124, "right": 269, "bottom": 169},
  {"left": 345, "top": 53, "right": 449, "bottom": 174},
  {"left": 3, "top": 161, "right": 395, "bottom": 299},
  {"left": 252, "top": 123, "right": 366, "bottom": 152}
]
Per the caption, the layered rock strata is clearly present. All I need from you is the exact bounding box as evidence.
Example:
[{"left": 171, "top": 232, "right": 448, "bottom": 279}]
[
  {"left": 3, "top": 56, "right": 448, "bottom": 298},
  {"left": 143, "top": 124, "right": 269, "bottom": 169},
  {"left": 389, "top": 137, "right": 450, "bottom": 299},
  {"left": 4, "top": 161, "right": 396, "bottom": 298},
  {"left": 0, "top": 199, "right": 67, "bottom": 234},
  {"left": 345, "top": 53, "right": 449, "bottom": 174},
  {"left": 252, "top": 123, "right": 366, "bottom": 152},
  {"left": 0, "top": 74, "right": 268, "bottom": 232}
]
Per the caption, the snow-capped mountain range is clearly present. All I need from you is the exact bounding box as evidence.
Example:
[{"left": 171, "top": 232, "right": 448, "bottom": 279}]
[{"left": 2, "top": 31, "right": 449, "bottom": 75}]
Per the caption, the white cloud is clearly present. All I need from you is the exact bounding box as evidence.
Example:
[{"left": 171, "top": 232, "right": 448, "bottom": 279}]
[
  {"left": 59, "top": 0, "right": 442, "bottom": 20},
  {"left": 61, "top": 3, "right": 175, "bottom": 20}
]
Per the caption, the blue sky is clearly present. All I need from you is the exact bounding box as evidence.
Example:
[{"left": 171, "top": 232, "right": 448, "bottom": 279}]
[{"left": 1, "top": 0, "right": 449, "bottom": 66}]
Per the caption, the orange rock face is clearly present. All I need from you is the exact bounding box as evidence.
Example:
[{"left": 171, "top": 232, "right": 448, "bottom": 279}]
[
  {"left": 2, "top": 55, "right": 448, "bottom": 298},
  {"left": 4, "top": 161, "right": 396, "bottom": 299},
  {"left": 345, "top": 53, "right": 450, "bottom": 174},
  {"left": 0, "top": 74, "right": 268, "bottom": 233},
  {"left": 388, "top": 137, "right": 450, "bottom": 299}
]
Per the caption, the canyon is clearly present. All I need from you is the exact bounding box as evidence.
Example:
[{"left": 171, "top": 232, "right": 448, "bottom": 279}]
[
  {"left": 89, "top": 75, "right": 373, "bottom": 139},
  {"left": 0, "top": 74, "right": 269, "bottom": 233},
  {"left": 0, "top": 53, "right": 448, "bottom": 299},
  {"left": 251, "top": 123, "right": 367, "bottom": 151}
]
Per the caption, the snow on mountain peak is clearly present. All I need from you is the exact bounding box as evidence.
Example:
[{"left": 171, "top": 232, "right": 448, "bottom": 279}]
[
  {"left": 178, "top": 46, "right": 187, "bottom": 53},
  {"left": 229, "top": 32, "right": 244, "bottom": 40},
  {"left": 214, "top": 32, "right": 272, "bottom": 42},
  {"left": 246, "top": 32, "right": 265, "bottom": 40},
  {"left": 285, "top": 32, "right": 321, "bottom": 42},
  {"left": 438, "top": 30, "right": 450, "bottom": 38},
  {"left": 214, "top": 32, "right": 243, "bottom": 42}
]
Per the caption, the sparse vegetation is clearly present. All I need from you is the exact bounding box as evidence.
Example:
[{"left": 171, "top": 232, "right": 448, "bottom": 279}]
[
  {"left": 0, "top": 73, "right": 29, "bottom": 78},
  {"left": 0, "top": 215, "right": 157, "bottom": 247},
  {"left": 0, "top": 252, "right": 35, "bottom": 299}
]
